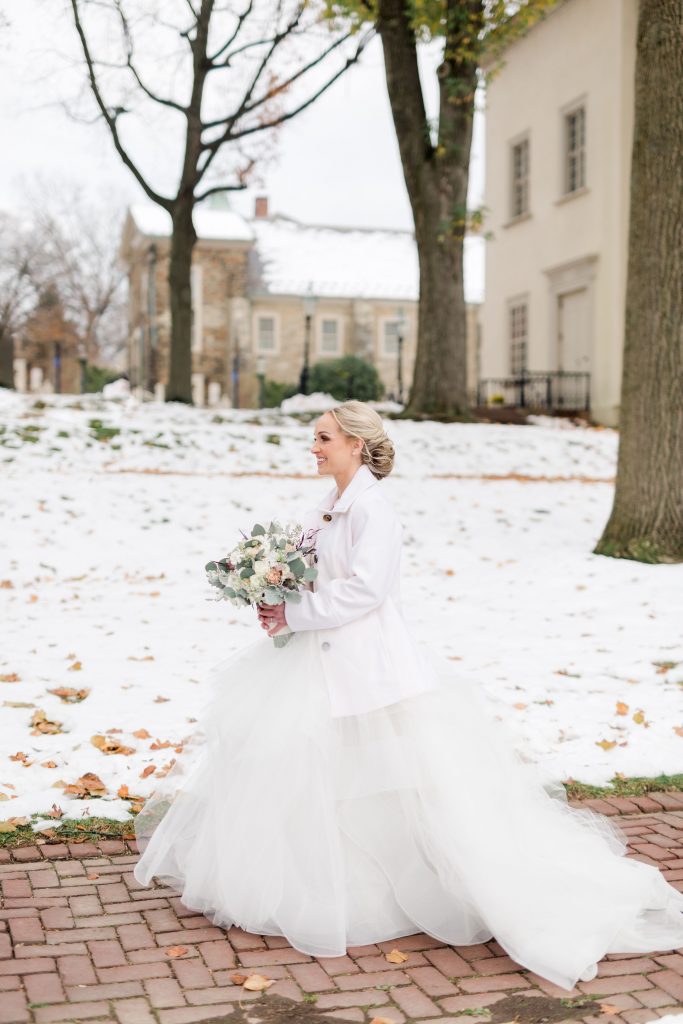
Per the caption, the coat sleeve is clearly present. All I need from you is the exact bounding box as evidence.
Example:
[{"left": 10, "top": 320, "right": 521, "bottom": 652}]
[{"left": 284, "top": 501, "right": 402, "bottom": 631}]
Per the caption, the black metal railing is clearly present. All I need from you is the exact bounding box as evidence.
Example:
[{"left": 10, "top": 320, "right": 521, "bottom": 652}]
[{"left": 476, "top": 371, "right": 590, "bottom": 412}]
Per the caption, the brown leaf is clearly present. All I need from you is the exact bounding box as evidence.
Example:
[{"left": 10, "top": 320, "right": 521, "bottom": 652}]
[
  {"left": 230, "top": 973, "right": 247, "bottom": 985},
  {"left": 150, "top": 739, "right": 175, "bottom": 750},
  {"left": 513, "top": 702, "right": 527, "bottom": 710},
  {"left": 7, "top": 816, "right": 29, "bottom": 826},
  {"left": 0, "top": 673, "right": 20, "bottom": 683},
  {"left": 154, "top": 695, "right": 170, "bottom": 703},
  {"left": 243, "top": 973, "right": 276, "bottom": 991},
  {"left": 63, "top": 772, "right": 107, "bottom": 799},
  {"left": 615, "top": 702, "right": 629, "bottom": 716},
  {"left": 674, "top": 726, "right": 683, "bottom": 738},
  {"left": 385, "top": 949, "right": 408, "bottom": 964},
  {"left": 0, "top": 580, "right": 14, "bottom": 589},
  {"left": 140, "top": 765, "right": 156, "bottom": 779},
  {"left": 165, "top": 946, "right": 189, "bottom": 958},
  {"left": 68, "top": 660, "right": 83, "bottom": 671},
  {"left": 47, "top": 687, "right": 90, "bottom": 703},
  {"left": 600, "top": 1005, "right": 619, "bottom": 1015},
  {"left": 41, "top": 761, "right": 58, "bottom": 769},
  {"left": 46, "top": 804, "right": 64, "bottom": 819},
  {"left": 133, "top": 728, "right": 152, "bottom": 739},
  {"left": 595, "top": 740, "right": 617, "bottom": 751},
  {"left": 87, "top": 872, "right": 99, "bottom": 880},
  {"left": 91, "top": 735, "right": 136, "bottom": 756},
  {"left": 30, "top": 709, "right": 64, "bottom": 735},
  {"left": 370, "top": 1018, "right": 398, "bottom": 1024},
  {"left": 9, "top": 752, "right": 29, "bottom": 763},
  {"left": 0, "top": 821, "right": 17, "bottom": 833},
  {"left": 128, "top": 655, "right": 155, "bottom": 662},
  {"left": 3, "top": 701, "right": 35, "bottom": 708},
  {"left": 632, "top": 709, "right": 646, "bottom": 725},
  {"left": 117, "top": 784, "right": 130, "bottom": 799}
]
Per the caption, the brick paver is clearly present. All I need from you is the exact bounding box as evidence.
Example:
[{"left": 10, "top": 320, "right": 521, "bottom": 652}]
[{"left": 0, "top": 796, "right": 681, "bottom": 1023}]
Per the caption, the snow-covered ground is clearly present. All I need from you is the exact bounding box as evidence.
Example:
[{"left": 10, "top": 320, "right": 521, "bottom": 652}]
[{"left": 1, "top": 389, "right": 682, "bottom": 825}]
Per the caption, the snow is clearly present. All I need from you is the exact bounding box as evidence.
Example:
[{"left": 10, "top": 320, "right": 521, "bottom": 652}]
[
  {"left": 1, "top": 388, "right": 682, "bottom": 824},
  {"left": 128, "top": 204, "right": 254, "bottom": 243},
  {"left": 128, "top": 204, "right": 484, "bottom": 305},
  {"left": 250, "top": 215, "right": 484, "bottom": 304}
]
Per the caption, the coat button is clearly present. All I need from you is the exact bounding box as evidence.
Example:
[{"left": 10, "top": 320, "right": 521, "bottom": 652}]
[
  {"left": 321, "top": 641, "right": 331, "bottom": 651},
  {"left": 322, "top": 513, "right": 332, "bottom": 522}
]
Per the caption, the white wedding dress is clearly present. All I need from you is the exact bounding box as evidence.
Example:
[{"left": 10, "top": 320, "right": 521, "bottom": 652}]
[{"left": 134, "top": 585, "right": 683, "bottom": 993}]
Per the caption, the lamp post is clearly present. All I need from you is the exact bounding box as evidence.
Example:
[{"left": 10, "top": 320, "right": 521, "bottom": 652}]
[
  {"left": 396, "top": 306, "right": 406, "bottom": 405},
  {"left": 256, "top": 354, "right": 266, "bottom": 408},
  {"left": 300, "top": 284, "right": 317, "bottom": 395},
  {"left": 77, "top": 342, "right": 87, "bottom": 394},
  {"left": 231, "top": 336, "right": 241, "bottom": 409}
]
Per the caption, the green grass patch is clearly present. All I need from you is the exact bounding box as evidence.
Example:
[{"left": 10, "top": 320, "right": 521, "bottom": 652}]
[
  {"left": 563, "top": 773, "right": 683, "bottom": 800},
  {"left": 0, "top": 814, "right": 136, "bottom": 850}
]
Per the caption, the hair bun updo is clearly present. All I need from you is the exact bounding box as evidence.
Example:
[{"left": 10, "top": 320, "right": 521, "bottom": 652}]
[{"left": 328, "top": 400, "right": 395, "bottom": 480}]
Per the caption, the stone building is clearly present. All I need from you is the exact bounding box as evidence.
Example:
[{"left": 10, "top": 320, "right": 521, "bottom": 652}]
[
  {"left": 120, "top": 198, "right": 482, "bottom": 408},
  {"left": 479, "top": 0, "right": 638, "bottom": 425},
  {"left": 13, "top": 285, "right": 82, "bottom": 395}
]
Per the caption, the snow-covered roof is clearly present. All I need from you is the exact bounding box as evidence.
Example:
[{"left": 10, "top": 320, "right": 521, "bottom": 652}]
[
  {"left": 128, "top": 203, "right": 253, "bottom": 243},
  {"left": 127, "top": 205, "right": 484, "bottom": 304}
]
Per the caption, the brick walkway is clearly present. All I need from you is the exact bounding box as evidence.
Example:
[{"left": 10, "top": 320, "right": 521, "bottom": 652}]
[{"left": 1, "top": 794, "right": 682, "bottom": 1024}]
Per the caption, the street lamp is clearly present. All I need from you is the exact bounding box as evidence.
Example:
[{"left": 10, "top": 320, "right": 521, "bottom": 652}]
[
  {"left": 256, "top": 354, "right": 266, "bottom": 408},
  {"left": 396, "top": 306, "right": 407, "bottom": 405},
  {"left": 300, "top": 284, "right": 317, "bottom": 395}
]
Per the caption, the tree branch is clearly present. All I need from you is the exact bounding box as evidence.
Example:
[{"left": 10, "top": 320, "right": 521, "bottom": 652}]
[
  {"left": 68, "top": 0, "right": 173, "bottom": 211},
  {"left": 113, "top": 0, "right": 189, "bottom": 114},
  {"left": 195, "top": 182, "right": 248, "bottom": 203},
  {"left": 207, "top": 0, "right": 254, "bottom": 64}
]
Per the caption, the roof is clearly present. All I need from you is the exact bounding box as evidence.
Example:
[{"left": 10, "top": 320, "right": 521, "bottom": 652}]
[
  {"left": 128, "top": 203, "right": 254, "bottom": 243},
  {"left": 126, "top": 205, "right": 484, "bottom": 305}
]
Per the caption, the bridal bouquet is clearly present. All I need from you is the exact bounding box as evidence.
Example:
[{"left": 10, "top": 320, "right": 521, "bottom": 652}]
[{"left": 205, "top": 521, "right": 318, "bottom": 647}]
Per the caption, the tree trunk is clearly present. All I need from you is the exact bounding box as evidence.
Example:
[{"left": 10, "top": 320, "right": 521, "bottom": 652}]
[
  {"left": 0, "top": 327, "right": 14, "bottom": 389},
  {"left": 594, "top": 0, "right": 683, "bottom": 563},
  {"left": 166, "top": 199, "right": 197, "bottom": 404},
  {"left": 377, "top": 0, "right": 479, "bottom": 420}
]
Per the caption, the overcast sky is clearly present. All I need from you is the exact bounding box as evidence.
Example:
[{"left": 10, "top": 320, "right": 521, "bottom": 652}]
[{"left": 0, "top": 2, "right": 484, "bottom": 276}]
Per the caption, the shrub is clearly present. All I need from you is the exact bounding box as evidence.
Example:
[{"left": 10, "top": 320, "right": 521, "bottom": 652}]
[
  {"left": 263, "top": 379, "right": 298, "bottom": 408},
  {"left": 308, "top": 355, "right": 383, "bottom": 402}
]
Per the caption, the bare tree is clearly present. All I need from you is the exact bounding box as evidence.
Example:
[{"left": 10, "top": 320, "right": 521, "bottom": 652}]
[
  {"left": 67, "top": 0, "right": 371, "bottom": 403},
  {"left": 594, "top": 0, "right": 683, "bottom": 564},
  {"left": 0, "top": 215, "right": 42, "bottom": 389},
  {"left": 29, "top": 182, "right": 128, "bottom": 367}
]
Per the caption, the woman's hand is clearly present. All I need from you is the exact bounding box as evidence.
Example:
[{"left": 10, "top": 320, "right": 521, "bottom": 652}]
[{"left": 256, "top": 601, "right": 288, "bottom": 637}]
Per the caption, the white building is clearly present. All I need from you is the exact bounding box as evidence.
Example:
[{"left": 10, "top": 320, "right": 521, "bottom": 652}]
[{"left": 480, "top": 0, "right": 638, "bottom": 425}]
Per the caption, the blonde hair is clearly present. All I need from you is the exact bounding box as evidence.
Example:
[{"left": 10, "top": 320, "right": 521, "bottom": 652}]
[{"left": 328, "top": 400, "right": 395, "bottom": 480}]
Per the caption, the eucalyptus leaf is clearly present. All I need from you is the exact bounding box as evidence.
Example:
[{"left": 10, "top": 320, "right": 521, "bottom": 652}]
[
  {"left": 303, "top": 566, "right": 318, "bottom": 581},
  {"left": 288, "top": 558, "right": 305, "bottom": 576},
  {"left": 251, "top": 523, "right": 266, "bottom": 536},
  {"left": 240, "top": 567, "right": 255, "bottom": 579},
  {"left": 282, "top": 590, "right": 302, "bottom": 603}
]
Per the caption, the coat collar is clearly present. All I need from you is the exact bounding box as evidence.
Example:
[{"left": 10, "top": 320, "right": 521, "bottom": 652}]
[{"left": 316, "top": 463, "right": 378, "bottom": 514}]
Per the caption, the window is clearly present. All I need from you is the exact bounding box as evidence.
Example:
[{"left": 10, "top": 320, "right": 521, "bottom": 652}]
[
  {"left": 319, "top": 318, "right": 340, "bottom": 355},
  {"left": 509, "top": 302, "right": 528, "bottom": 376},
  {"left": 564, "top": 106, "right": 586, "bottom": 193},
  {"left": 510, "top": 136, "right": 530, "bottom": 218},
  {"left": 257, "top": 315, "right": 276, "bottom": 352},
  {"left": 191, "top": 264, "right": 203, "bottom": 353},
  {"left": 383, "top": 320, "right": 399, "bottom": 357}
]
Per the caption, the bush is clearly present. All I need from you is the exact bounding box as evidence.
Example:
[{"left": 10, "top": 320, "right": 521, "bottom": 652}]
[
  {"left": 83, "top": 365, "right": 122, "bottom": 393},
  {"left": 263, "top": 379, "right": 299, "bottom": 408},
  {"left": 308, "top": 355, "right": 383, "bottom": 402}
]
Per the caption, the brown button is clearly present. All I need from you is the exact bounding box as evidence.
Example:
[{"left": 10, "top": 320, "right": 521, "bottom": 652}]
[{"left": 322, "top": 513, "right": 332, "bottom": 522}]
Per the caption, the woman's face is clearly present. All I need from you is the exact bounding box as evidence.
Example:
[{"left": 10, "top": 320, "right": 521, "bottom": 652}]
[{"left": 310, "top": 412, "right": 360, "bottom": 477}]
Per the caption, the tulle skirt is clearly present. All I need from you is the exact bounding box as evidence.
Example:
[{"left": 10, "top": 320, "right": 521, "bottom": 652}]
[{"left": 133, "top": 629, "right": 683, "bottom": 992}]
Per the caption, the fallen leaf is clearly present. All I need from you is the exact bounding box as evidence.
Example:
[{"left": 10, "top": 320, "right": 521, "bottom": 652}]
[
  {"left": 600, "top": 1005, "right": 619, "bottom": 1015},
  {"left": 68, "top": 660, "right": 83, "bottom": 672},
  {"left": 385, "top": 949, "right": 408, "bottom": 964},
  {"left": 165, "top": 946, "right": 189, "bottom": 958},
  {"left": 513, "top": 702, "right": 527, "bottom": 710},
  {"left": 30, "top": 709, "right": 64, "bottom": 735},
  {"left": 91, "top": 734, "right": 135, "bottom": 756},
  {"left": 0, "top": 821, "right": 17, "bottom": 833},
  {"left": 150, "top": 739, "right": 176, "bottom": 750},
  {"left": 128, "top": 655, "right": 155, "bottom": 662},
  {"left": 7, "top": 816, "right": 29, "bottom": 826},
  {"left": 4, "top": 701, "right": 35, "bottom": 708},
  {"left": 230, "top": 973, "right": 247, "bottom": 985},
  {"left": 632, "top": 709, "right": 646, "bottom": 725},
  {"left": 133, "top": 728, "right": 152, "bottom": 739},
  {"left": 47, "top": 687, "right": 90, "bottom": 703},
  {"left": 28, "top": 594, "right": 39, "bottom": 603},
  {"left": 243, "top": 973, "right": 276, "bottom": 991},
  {"left": 154, "top": 695, "right": 170, "bottom": 703},
  {"left": 9, "top": 752, "right": 29, "bottom": 763},
  {"left": 140, "top": 765, "right": 156, "bottom": 779},
  {"left": 615, "top": 702, "right": 629, "bottom": 716},
  {"left": 117, "top": 784, "right": 130, "bottom": 799},
  {"left": 63, "top": 772, "right": 107, "bottom": 798},
  {"left": 0, "top": 673, "right": 20, "bottom": 683},
  {"left": 370, "top": 1018, "right": 399, "bottom": 1024},
  {"left": 86, "top": 872, "right": 99, "bottom": 880},
  {"left": 674, "top": 726, "right": 683, "bottom": 738},
  {"left": 595, "top": 740, "right": 617, "bottom": 751},
  {"left": 0, "top": 580, "right": 14, "bottom": 589},
  {"left": 46, "top": 804, "right": 64, "bottom": 819},
  {"left": 41, "top": 761, "right": 58, "bottom": 769}
]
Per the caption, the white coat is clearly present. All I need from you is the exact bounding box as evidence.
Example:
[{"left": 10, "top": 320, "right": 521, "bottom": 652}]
[{"left": 284, "top": 463, "right": 439, "bottom": 717}]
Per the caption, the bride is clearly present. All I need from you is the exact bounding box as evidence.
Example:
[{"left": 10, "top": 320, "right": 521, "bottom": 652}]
[{"left": 134, "top": 399, "right": 683, "bottom": 992}]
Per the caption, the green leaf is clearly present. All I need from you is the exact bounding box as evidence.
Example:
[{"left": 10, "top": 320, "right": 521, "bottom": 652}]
[
  {"left": 288, "top": 558, "right": 305, "bottom": 576},
  {"left": 205, "top": 561, "right": 218, "bottom": 573},
  {"left": 240, "top": 567, "right": 255, "bottom": 579},
  {"left": 303, "top": 566, "right": 318, "bottom": 581},
  {"left": 251, "top": 523, "right": 266, "bottom": 536},
  {"left": 282, "top": 590, "right": 302, "bottom": 603}
]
